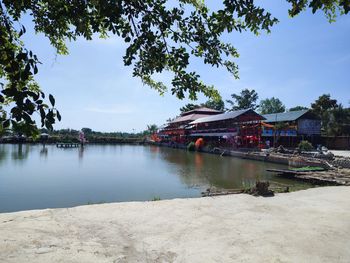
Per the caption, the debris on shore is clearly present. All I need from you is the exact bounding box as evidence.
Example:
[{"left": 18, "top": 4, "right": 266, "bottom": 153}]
[
  {"left": 202, "top": 181, "right": 287, "bottom": 197},
  {"left": 267, "top": 168, "right": 350, "bottom": 186}
]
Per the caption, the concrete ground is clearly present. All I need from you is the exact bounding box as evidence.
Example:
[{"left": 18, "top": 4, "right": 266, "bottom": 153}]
[
  {"left": 330, "top": 150, "right": 350, "bottom": 158},
  {"left": 1, "top": 186, "right": 350, "bottom": 263}
]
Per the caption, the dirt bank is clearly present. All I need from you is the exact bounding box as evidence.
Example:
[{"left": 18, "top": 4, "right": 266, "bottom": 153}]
[{"left": 1, "top": 186, "right": 350, "bottom": 263}]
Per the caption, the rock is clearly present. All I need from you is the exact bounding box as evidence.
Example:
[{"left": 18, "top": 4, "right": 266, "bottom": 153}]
[
  {"left": 277, "top": 145, "right": 286, "bottom": 153},
  {"left": 325, "top": 152, "right": 335, "bottom": 159},
  {"left": 246, "top": 181, "right": 274, "bottom": 197},
  {"left": 331, "top": 157, "right": 350, "bottom": 169}
]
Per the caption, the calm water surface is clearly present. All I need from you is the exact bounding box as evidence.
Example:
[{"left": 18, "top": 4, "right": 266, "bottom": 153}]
[{"left": 0, "top": 144, "right": 310, "bottom": 212}]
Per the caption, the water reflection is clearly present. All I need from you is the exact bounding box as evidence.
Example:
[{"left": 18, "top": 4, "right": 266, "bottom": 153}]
[
  {"left": 40, "top": 145, "right": 48, "bottom": 159},
  {"left": 11, "top": 144, "right": 30, "bottom": 162},
  {"left": 0, "top": 145, "right": 7, "bottom": 165},
  {"left": 0, "top": 144, "right": 311, "bottom": 212},
  {"left": 78, "top": 146, "right": 84, "bottom": 160},
  {"left": 157, "top": 147, "right": 296, "bottom": 189}
]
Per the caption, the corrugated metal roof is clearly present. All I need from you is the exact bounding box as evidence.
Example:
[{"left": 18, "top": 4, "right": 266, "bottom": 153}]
[
  {"left": 190, "top": 109, "right": 263, "bottom": 124},
  {"left": 182, "top": 107, "right": 222, "bottom": 116},
  {"left": 262, "top": 110, "right": 309, "bottom": 123}
]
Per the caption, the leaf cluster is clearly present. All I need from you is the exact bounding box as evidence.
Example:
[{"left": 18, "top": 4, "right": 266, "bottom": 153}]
[
  {"left": 0, "top": 5, "right": 60, "bottom": 135},
  {"left": 1, "top": 0, "right": 348, "bottom": 135},
  {"left": 259, "top": 97, "right": 286, "bottom": 114},
  {"left": 226, "top": 89, "right": 259, "bottom": 111}
]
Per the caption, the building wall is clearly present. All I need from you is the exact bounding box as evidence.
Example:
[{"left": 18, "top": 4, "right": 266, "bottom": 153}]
[{"left": 297, "top": 119, "right": 321, "bottom": 135}]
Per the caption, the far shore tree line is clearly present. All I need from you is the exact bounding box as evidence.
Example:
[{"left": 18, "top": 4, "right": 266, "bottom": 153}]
[
  {"left": 0, "top": 125, "right": 150, "bottom": 143},
  {"left": 178, "top": 89, "right": 350, "bottom": 137}
]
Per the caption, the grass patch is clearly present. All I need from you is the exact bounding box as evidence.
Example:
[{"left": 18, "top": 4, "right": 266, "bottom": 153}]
[{"left": 151, "top": 196, "right": 161, "bottom": 201}]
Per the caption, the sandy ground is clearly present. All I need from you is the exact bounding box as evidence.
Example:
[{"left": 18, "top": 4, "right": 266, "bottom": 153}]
[
  {"left": 330, "top": 150, "right": 350, "bottom": 158},
  {"left": 1, "top": 187, "right": 350, "bottom": 263}
]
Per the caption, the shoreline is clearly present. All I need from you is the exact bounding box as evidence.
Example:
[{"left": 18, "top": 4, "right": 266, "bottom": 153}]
[
  {"left": 149, "top": 142, "right": 326, "bottom": 167},
  {"left": 1, "top": 186, "right": 349, "bottom": 262}
]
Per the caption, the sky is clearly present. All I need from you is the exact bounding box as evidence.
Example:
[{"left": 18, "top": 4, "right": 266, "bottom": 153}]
[{"left": 20, "top": 1, "right": 350, "bottom": 132}]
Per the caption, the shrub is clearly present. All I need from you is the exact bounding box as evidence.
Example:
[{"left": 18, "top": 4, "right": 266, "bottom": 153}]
[
  {"left": 298, "top": 140, "right": 313, "bottom": 151},
  {"left": 187, "top": 142, "right": 195, "bottom": 151}
]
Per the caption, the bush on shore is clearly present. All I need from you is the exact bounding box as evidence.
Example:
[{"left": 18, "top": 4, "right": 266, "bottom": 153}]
[
  {"left": 298, "top": 140, "right": 313, "bottom": 152},
  {"left": 187, "top": 142, "right": 195, "bottom": 151}
]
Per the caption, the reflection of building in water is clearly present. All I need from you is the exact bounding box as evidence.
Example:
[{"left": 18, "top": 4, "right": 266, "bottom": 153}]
[
  {"left": 0, "top": 145, "right": 7, "bottom": 165},
  {"left": 158, "top": 147, "right": 265, "bottom": 189},
  {"left": 11, "top": 144, "right": 30, "bottom": 161},
  {"left": 194, "top": 153, "right": 204, "bottom": 172},
  {"left": 78, "top": 146, "right": 84, "bottom": 160},
  {"left": 40, "top": 145, "right": 48, "bottom": 158},
  {"left": 149, "top": 145, "right": 160, "bottom": 154}
]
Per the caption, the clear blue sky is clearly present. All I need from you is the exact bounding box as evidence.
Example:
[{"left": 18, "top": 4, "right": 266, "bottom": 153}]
[{"left": 22, "top": 1, "right": 350, "bottom": 132}]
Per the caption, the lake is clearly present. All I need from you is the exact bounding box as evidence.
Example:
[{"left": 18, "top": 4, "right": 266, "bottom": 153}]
[{"left": 0, "top": 144, "right": 310, "bottom": 212}]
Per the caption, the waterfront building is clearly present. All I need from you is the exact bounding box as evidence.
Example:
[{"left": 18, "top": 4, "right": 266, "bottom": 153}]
[
  {"left": 261, "top": 110, "right": 321, "bottom": 147},
  {"left": 189, "top": 109, "right": 264, "bottom": 148},
  {"left": 158, "top": 107, "right": 222, "bottom": 143}
]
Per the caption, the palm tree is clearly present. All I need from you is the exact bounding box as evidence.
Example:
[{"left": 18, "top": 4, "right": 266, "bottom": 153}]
[{"left": 147, "top": 124, "right": 158, "bottom": 135}]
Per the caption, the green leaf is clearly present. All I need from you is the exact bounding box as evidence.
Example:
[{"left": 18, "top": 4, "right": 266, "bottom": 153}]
[
  {"left": 49, "top": 94, "right": 55, "bottom": 107},
  {"left": 3, "top": 119, "right": 10, "bottom": 128},
  {"left": 57, "top": 110, "right": 61, "bottom": 121}
]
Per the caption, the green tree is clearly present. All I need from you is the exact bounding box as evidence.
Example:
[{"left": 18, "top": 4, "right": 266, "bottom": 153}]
[
  {"left": 0, "top": 125, "right": 9, "bottom": 138},
  {"left": 311, "top": 94, "right": 339, "bottom": 133},
  {"left": 323, "top": 105, "right": 350, "bottom": 136},
  {"left": 289, "top": 106, "right": 309, "bottom": 111},
  {"left": 202, "top": 98, "right": 225, "bottom": 111},
  {"left": 226, "top": 89, "right": 259, "bottom": 111},
  {"left": 259, "top": 97, "right": 286, "bottom": 114},
  {"left": 146, "top": 124, "right": 158, "bottom": 134},
  {"left": 1, "top": 0, "right": 348, "bottom": 135},
  {"left": 180, "top": 98, "right": 225, "bottom": 113},
  {"left": 81, "top": 128, "right": 93, "bottom": 135},
  {"left": 180, "top": 104, "right": 200, "bottom": 113},
  {"left": 311, "top": 94, "right": 339, "bottom": 116},
  {"left": 11, "top": 121, "right": 39, "bottom": 138}
]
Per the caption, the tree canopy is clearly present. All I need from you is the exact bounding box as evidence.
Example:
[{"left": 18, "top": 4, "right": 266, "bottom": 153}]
[
  {"left": 289, "top": 106, "right": 309, "bottom": 111},
  {"left": 259, "top": 97, "right": 286, "bottom": 114},
  {"left": 179, "top": 103, "right": 200, "bottom": 114},
  {"left": 311, "top": 94, "right": 339, "bottom": 115},
  {"left": 324, "top": 105, "right": 350, "bottom": 136},
  {"left": 179, "top": 98, "right": 225, "bottom": 113},
  {"left": 203, "top": 98, "right": 225, "bottom": 112},
  {"left": 146, "top": 124, "right": 158, "bottom": 134},
  {"left": 226, "top": 89, "right": 259, "bottom": 111},
  {"left": 310, "top": 94, "right": 350, "bottom": 136},
  {"left": 1, "top": 0, "right": 349, "bottom": 135}
]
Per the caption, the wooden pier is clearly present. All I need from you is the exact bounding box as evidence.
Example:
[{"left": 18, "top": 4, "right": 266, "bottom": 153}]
[{"left": 56, "top": 143, "right": 80, "bottom": 148}]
